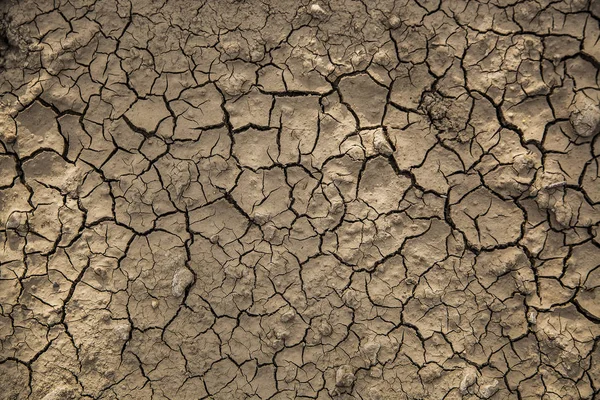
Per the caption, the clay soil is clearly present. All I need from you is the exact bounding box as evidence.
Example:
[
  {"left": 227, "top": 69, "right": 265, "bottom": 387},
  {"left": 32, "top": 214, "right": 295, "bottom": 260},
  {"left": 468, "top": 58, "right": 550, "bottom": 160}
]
[{"left": 1, "top": 0, "right": 600, "bottom": 399}]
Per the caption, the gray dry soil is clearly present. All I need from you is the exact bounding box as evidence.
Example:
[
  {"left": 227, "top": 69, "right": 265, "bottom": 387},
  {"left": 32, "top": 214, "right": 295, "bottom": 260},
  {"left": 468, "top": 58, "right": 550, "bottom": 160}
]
[{"left": 0, "top": 0, "right": 600, "bottom": 399}]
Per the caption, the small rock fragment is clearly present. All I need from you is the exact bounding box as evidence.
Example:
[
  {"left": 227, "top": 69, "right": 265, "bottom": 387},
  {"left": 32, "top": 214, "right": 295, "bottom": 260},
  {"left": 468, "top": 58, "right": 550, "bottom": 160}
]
[
  {"left": 308, "top": 3, "right": 327, "bottom": 18},
  {"left": 114, "top": 323, "right": 130, "bottom": 340},
  {"left": 513, "top": 152, "right": 537, "bottom": 175},
  {"left": 570, "top": 97, "right": 600, "bottom": 137},
  {"left": 172, "top": 267, "right": 194, "bottom": 297},
  {"left": 253, "top": 211, "right": 270, "bottom": 225},
  {"left": 373, "top": 129, "right": 393, "bottom": 156},
  {"left": 528, "top": 310, "right": 537, "bottom": 325},
  {"left": 479, "top": 379, "right": 499, "bottom": 399}
]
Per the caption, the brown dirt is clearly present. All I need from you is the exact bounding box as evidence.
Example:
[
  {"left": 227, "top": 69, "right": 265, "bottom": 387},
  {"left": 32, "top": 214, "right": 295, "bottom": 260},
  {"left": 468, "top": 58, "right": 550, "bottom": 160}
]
[{"left": 1, "top": 0, "right": 600, "bottom": 399}]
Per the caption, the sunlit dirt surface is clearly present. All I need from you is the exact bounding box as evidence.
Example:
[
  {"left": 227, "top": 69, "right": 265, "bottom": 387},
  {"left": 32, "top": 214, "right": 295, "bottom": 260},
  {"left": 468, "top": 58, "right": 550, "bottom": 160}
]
[{"left": 1, "top": 0, "right": 600, "bottom": 399}]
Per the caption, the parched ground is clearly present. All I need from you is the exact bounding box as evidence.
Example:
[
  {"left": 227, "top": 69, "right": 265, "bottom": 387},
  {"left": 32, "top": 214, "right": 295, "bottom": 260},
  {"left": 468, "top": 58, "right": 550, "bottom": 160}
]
[{"left": 0, "top": 0, "right": 599, "bottom": 399}]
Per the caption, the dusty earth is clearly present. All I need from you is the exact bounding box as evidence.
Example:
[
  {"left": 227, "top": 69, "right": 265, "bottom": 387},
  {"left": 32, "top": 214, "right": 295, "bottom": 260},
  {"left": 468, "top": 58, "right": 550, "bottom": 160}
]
[{"left": 0, "top": 0, "right": 600, "bottom": 399}]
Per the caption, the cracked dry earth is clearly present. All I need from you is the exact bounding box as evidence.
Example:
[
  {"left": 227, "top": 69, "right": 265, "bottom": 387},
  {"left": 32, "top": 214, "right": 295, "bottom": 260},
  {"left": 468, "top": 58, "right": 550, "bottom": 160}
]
[{"left": 2, "top": 0, "right": 600, "bottom": 400}]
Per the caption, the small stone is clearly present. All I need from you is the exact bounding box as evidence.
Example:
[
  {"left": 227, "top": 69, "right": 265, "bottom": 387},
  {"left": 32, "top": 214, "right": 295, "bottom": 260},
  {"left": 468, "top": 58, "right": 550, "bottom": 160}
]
[
  {"left": 528, "top": 310, "right": 537, "bottom": 325},
  {"left": 41, "top": 386, "right": 77, "bottom": 400},
  {"left": 172, "top": 267, "right": 194, "bottom": 297},
  {"left": 114, "top": 324, "right": 130, "bottom": 340},
  {"left": 513, "top": 153, "right": 536, "bottom": 175},
  {"left": 253, "top": 212, "right": 270, "bottom": 225},
  {"left": 308, "top": 3, "right": 327, "bottom": 18},
  {"left": 388, "top": 15, "right": 401, "bottom": 29},
  {"left": 405, "top": 277, "right": 417, "bottom": 285}
]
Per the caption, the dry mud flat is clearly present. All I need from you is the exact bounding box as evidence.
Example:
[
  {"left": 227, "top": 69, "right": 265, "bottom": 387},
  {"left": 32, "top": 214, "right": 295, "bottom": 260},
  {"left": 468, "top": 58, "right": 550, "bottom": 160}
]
[{"left": 0, "top": 0, "right": 600, "bottom": 399}]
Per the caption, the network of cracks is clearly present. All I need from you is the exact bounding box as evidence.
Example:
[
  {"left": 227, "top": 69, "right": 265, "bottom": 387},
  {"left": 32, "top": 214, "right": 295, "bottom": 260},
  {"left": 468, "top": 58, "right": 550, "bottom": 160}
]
[{"left": 1, "top": 0, "right": 600, "bottom": 399}]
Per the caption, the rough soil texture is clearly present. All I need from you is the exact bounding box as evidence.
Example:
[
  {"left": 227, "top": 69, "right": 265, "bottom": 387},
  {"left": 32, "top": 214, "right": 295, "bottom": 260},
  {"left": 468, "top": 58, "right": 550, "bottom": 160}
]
[{"left": 0, "top": 0, "right": 600, "bottom": 399}]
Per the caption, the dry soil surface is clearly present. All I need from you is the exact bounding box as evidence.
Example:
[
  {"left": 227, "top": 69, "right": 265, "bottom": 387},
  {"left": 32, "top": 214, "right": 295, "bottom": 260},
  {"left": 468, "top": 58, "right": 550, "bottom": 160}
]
[{"left": 1, "top": 0, "right": 600, "bottom": 399}]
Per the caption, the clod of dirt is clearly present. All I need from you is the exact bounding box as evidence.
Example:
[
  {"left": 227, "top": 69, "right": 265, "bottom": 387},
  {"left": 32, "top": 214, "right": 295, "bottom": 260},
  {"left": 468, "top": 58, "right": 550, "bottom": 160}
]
[
  {"left": 530, "top": 171, "right": 583, "bottom": 228},
  {"left": 459, "top": 366, "right": 478, "bottom": 394},
  {"left": 280, "top": 309, "right": 296, "bottom": 323},
  {"left": 41, "top": 386, "right": 77, "bottom": 400},
  {"left": 335, "top": 364, "right": 356, "bottom": 388},
  {"left": 5, "top": 211, "right": 28, "bottom": 234},
  {"left": 171, "top": 267, "right": 194, "bottom": 297},
  {"left": 372, "top": 129, "right": 394, "bottom": 156},
  {"left": 420, "top": 92, "right": 470, "bottom": 138},
  {"left": 569, "top": 96, "right": 600, "bottom": 137},
  {"left": 315, "top": 318, "right": 333, "bottom": 337},
  {"left": 0, "top": 4, "right": 29, "bottom": 72},
  {"left": 0, "top": 114, "right": 16, "bottom": 143},
  {"left": 361, "top": 339, "right": 381, "bottom": 365},
  {"left": 479, "top": 379, "right": 500, "bottom": 398}
]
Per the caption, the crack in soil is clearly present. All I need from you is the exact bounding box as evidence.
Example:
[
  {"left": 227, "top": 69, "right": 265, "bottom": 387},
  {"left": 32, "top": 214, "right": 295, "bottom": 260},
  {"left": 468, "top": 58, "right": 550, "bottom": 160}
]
[{"left": 1, "top": 0, "right": 600, "bottom": 399}]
